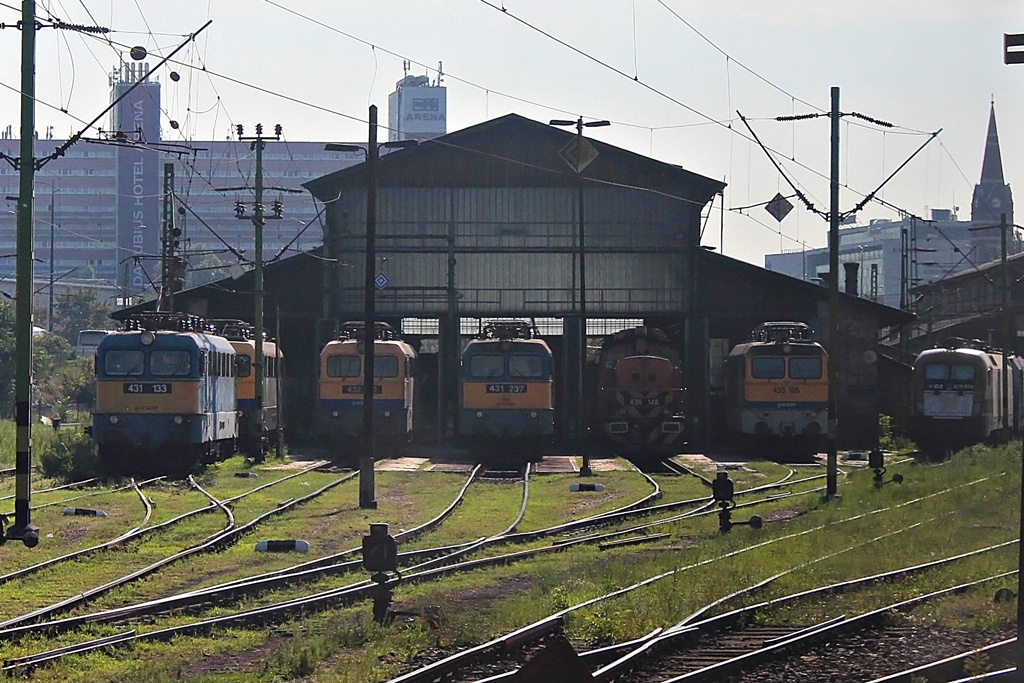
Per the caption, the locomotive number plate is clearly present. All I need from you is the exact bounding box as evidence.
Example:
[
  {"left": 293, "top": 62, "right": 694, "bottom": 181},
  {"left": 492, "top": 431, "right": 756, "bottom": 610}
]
[
  {"left": 486, "top": 384, "right": 527, "bottom": 394},
  {"left": 342, "top": 385, "right": 382, "bottom": 394},
  {"left": 123, "top": 383, "right": 172, "bottom": 394},
  {"left": 626, "top": 397, "right": 662, "bottom": 406}
]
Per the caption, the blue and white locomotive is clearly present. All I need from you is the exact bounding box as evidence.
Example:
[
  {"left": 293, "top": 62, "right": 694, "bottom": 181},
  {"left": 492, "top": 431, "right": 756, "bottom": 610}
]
[{"left": 92, "top": 313, "right": 237, "bottom": 475}]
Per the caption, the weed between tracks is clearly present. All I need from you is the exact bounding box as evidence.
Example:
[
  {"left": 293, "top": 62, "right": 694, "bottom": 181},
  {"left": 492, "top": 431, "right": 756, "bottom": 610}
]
[{"left": 0, "top": 446, "right": 1018, "bottom": 682}]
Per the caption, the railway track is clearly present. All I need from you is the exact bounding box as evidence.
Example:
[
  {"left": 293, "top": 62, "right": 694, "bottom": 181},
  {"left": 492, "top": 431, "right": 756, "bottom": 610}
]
[
  {"left": 0, "top": 452, "right": 1004, "bottom": 680},
  {"left": 0, "top": 462, "right": 825, "bottom": 671}
]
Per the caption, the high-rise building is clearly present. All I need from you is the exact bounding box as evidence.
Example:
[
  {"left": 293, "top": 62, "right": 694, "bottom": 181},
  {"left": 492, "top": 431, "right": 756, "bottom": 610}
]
[
  {"left": 387, "top": 64, "right": 447, "bottom": 142},
  {"left": 0, "top": 69, "right": 441, "bottom": 299}
]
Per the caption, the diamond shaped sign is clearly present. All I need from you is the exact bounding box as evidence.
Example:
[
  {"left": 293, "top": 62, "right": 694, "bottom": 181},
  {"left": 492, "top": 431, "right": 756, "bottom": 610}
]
[
  {"left": 765, "top": 193, "right": 793, "bottom": 222},
  {"left": 374, "top": 272, "right": 389, "bottom": 291},
  {"left": 559, "top": 137, "right": 599, "bottom": 173}
]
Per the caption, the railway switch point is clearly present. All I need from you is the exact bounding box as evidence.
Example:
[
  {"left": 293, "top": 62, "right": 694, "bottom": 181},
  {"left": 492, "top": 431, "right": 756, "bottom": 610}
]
[
  {"left": 712, "top": 467, "right": 761, "bottom": 534},
  {"left": 362, "top": 523, "right": 398, "bottom": 572},
  {"left": 869, "top": 448, "right": 904, "bottom": 488},
  {"left": 362, "top": 523, "right": 402, "bottom": 623}
]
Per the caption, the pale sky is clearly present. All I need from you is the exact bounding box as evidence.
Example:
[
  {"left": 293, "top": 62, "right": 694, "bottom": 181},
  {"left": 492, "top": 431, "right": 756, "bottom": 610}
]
[{"left": 1, "top": 1, "right": 1022, "bottom": 267}]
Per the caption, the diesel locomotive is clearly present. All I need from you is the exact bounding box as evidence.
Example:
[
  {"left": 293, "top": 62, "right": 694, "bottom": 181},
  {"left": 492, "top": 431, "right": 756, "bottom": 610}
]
[{"left": 584, "top": 325, "right": 686, "bottom": 457}]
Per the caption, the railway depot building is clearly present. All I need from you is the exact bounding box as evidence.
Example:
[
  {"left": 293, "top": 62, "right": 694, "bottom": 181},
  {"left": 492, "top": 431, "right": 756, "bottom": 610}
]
[{"left": 120, "top": 113, "right": 911, "bottom": 451}]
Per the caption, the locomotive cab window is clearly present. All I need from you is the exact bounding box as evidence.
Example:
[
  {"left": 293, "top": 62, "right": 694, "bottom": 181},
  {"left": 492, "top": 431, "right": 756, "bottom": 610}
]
[
  {"left": 151, "top": 350, "right": 192, "bottom": 377},
  {"left": 104, "top": 350, "right": 145, "bottom": 376},
  {"left": 469, "top": 354, "right": 505, "bottom": 379},
  {"left": 751, "top": 357, "right": 786, "bottom": 379},
  {"left": 789, "top": 357, "right": 823, "bottom": 379},
  {"left": 508, "top": 354, "right": 545, "bottom": 379},
  {"left": 327, "top": 355, "right": 360, "bottom": 378},
  {"left": 374, "top": 356, "right": 399, "bottom": 378},
  {"left": 236, "top": 354, "right": 252, "bottom": 378}
]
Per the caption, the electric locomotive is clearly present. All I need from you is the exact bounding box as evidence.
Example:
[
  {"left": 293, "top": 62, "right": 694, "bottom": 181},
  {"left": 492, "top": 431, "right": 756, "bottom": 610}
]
[
  {"left": 318, "top": 321, "right": 417, "bottom": 456},
  {"left": 723, "top": 321, "right": 828, "bottom": 459},
  {"left": 584, "top": 325, "right": 686, "bottom": 457},
  {"left": 211, "top": 320, "right": 284, "bottom": 458},
  {"left": 909, "top": 338, "right": 1024, "bottom": 459},
  {"left": 91, "top": 313, "right": 237, "bottom": 476},
  {"left": 458, "top": 320, "right": 554, "bottom": 454}
]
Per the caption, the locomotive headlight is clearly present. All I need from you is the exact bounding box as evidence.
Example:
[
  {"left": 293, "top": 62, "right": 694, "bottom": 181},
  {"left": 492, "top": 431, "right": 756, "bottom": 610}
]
[
  {"left": 109, "top": 415, "right": 119, "bottom": 424},
  {"left": 140, "top": 330, "right": 155, "bottom": 346},
  {"left": 331, "top": 411, "right": 339, "bottom": 418},
  {"left": 173, "top": 415, "right": 183, "bottom": 425},
  {"left": 476, "top": 411, "right": 484, "bottom": 418},
  {"left": 804, "top": 411, "right": 817, "bottom": 418},
  {"left": 383, "top": 411, "right": 392, "bottom": 418},
  {"left": 530, "top": 411, "right": 537, "bottom": 418}
]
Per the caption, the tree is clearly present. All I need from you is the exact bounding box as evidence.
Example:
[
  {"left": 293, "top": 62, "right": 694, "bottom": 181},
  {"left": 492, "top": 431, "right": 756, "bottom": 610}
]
[
  {"left": 52, "top": 288, "right": 112, "bottom": 346},
  {"left": 185, "top": 244, "right": 233, "bottom": 289}
]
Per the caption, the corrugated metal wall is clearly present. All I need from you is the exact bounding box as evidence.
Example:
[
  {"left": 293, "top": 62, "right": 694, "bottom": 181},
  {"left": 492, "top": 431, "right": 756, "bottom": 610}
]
[{"left": 329, "top": 186, "right": 693, "bottom": 317}]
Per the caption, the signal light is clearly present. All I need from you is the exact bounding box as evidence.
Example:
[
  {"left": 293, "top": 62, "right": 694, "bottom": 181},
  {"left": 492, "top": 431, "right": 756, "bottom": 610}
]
[
  {"left": 272, "top": 199, "right": 283, "bottom": 218},
  {"left": 235, "top": 124, "right": 243, "bottom": 137},
  {"left": 234, "top": 201, "right": 246, "bottom": 219},
  {"left": 274, "top": 124, "right": 282, "bottom": 136},
  {"left": 255, "top": 123, "right": 263, "bottom": 135}
]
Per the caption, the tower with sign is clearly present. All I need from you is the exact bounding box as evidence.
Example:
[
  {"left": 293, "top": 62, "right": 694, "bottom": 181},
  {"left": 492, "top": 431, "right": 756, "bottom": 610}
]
[{"left": 388, "top": 62, "right": 447, "bottom": 142}]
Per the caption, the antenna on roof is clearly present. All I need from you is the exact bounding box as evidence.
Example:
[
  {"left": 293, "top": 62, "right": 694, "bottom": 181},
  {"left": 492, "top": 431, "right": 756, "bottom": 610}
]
[
  {"left": 436, "top": 61, "right": 444, "bottom": 86},
  {"left": 403, "top": 60, "right": 410, "bottom": 77}
]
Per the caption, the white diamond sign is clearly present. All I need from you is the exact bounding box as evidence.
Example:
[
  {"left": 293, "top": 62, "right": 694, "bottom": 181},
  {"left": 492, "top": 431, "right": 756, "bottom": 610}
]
[
  {"left": 559, "top": 137, "right": 599, "bottom": 173},
  {"left": 374, "top": 272, "right": 389, "bottom": 291}
]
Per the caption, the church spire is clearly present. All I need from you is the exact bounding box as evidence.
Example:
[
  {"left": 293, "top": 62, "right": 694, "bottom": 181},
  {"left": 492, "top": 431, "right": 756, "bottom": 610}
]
[
  {"left": 979, "top": 101, "right": 1005, "bottom": 185},
  {"left": 971, "top": 101, "right": 1013, "bottom": 226}
]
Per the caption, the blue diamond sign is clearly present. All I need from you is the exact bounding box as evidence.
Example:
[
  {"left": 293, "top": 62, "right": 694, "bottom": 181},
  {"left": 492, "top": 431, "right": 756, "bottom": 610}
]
[{"left": 374, "top": 272, "right": 389, "bottom": 291}]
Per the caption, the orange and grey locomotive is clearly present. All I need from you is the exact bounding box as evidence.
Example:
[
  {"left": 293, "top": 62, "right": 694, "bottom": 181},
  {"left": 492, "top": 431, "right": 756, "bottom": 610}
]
[
  {"left": 459, "top": 320, "right": 555, "bottom": 450},
  {"left": 318, "top": 321, "right": 417, "bottom": 452},
  {"left": 723, "top": 321, "right": 828, "bottom": 458}
]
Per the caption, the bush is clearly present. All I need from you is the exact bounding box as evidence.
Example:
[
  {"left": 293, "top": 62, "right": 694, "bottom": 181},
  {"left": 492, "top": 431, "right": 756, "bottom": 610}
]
[{"left": 38, "top": 427, "right": 98, "bottom": 480}]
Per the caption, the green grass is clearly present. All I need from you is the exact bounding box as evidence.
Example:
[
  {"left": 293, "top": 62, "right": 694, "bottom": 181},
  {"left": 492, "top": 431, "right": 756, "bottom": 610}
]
[{"left": 2, "top": 443, "right": 1020, "bottom": 682}]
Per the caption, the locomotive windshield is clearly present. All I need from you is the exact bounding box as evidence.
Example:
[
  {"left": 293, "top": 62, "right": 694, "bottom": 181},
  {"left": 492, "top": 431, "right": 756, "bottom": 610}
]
[
  {"left": 374, "top": 356, "right": 399, "bottom": 378},
  {"left": 236, "top": 355, "right": 252, "bottom": 378},
  {"left": 469, "top": 354, "right": 505, "bottom": 379},
  {"left": 751, "top": 357, "right": 786, "bottom": 379},
  {"left": 327, "top": 355, "right": 360, "bottom": 378},
  {"left": 923, "top": 363, "right": 974, "bottom": 390},
  {"left": 150, "top": 350, "right": 192, "bottom": 377},
  {"left": 789, "top": 357, "right": 823, "bottom": 379},
  {"left": 325, "top": 354, "right": 399, "bottom": 378},
  {"left": 508, "top": 354, "right": 545, "bottom": 379},
  {"left": 103, "top": 350, "right": 144, "bottom": 376}
]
